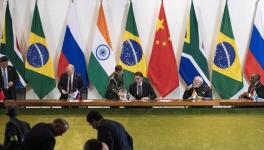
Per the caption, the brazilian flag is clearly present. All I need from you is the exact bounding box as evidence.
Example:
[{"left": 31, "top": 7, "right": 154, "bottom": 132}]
[
  {"left": 118, "top": 2, "right": 147, "bottom": 89},
  {"left": 25, "top": 2, "right": 56, "bottom": 99},
  {"left": 212, "top": 2, "right": 243, "bottom": 99}
]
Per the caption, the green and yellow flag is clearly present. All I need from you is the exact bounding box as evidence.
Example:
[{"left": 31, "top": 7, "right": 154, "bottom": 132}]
[
  {"left": 119, "top": 2, "right": 147, "bottom": 89},
  {"left": 25, "top": 2, "right": 55, "bottom": 99},
  {"left": 212, "top": 2, "right": 243, "bottom": 99}
]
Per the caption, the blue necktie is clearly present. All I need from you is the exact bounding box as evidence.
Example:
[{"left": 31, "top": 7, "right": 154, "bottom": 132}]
[{"left": 3, "top": 69, "right": 8, "bottom": 89}]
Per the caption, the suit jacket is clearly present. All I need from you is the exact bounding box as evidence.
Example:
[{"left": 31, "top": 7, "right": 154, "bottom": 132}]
[
  {"left": 0, "top": 66, "right": 19, "bottom": 99},
  {"left": 19, "top": 123, "right": 55, "bottom": 150},
  {"left": 183, "top": 84, "right": 212, "bottom": 99},
  {"left": 128, "top": 82, "right": 157, "bottom": 100},
  {"left": 247, "top": 82, "right": 264, "bottom": 99},
  {"left": 98, "top": 119, "right": 133, "bottom": 150},
  {"left": 4, "top": 118, "right": 31, "bottom": 150},
  {"left": 57, "top": 72, "right": 84, "bottom": 99}
]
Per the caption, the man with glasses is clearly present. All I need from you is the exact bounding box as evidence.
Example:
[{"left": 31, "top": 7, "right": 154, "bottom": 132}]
[{"left": 128, "top": 72, "right": 156, "bottom": 101}]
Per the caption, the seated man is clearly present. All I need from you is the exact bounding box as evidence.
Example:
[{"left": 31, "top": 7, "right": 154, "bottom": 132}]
[
  {"left": 128, "top": 72, "right": 157, "bottom": 101},
  {"left": 104, "top": 65, "right": 125, "bottom": 100},
  {"left": 58, "top": 64, "right": 84, "bottom": 100},
  {"left": 239, "top": 73, "right": 264, "bottom": 99},
  {"left": 0, "top": 56, "right": 19, "bottom": 100},
  {"left": 183, "top": 76, "right": 212, "bottom": 100}
]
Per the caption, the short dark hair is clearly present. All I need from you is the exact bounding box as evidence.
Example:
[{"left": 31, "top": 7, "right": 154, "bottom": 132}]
[
  {"left": 84, "top": 139, "right": 102, "bottom": 150},
  {"left": 6, "top": 105, "right": 18, "bottom": 117},
  {"left": 86, "top": 111, "right": 103, "bottom": 123},
  {"left": 0, "top": 56, "right": 9, "bottom": 62},
  {"left": 115, "top": 65, "right": 123, "bottom": 72},
  {"left": 134, "top": 72, "right": 143, "bottom": 78}
]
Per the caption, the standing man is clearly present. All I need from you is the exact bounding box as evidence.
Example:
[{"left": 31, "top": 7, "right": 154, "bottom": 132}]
[
  {"left": 239, "top": 73, "right": 264, "bottom": 99},
  {"left": 4, "top": 106, "right": 31, "bottom": 150},
  {"left": 0, "top": 56, "right": 19, "bottom": 100},
  {"left": 58, "top": 64, "right": 84, "bottom": 100},
  {"left": 183, "top": 76, "right": 212, "bottom": 100},
  {"left": 86, "top": 111, "right": 133, "bottom": 150},
  {"left": 104, "top": 65, "right": 125, "bottom": 100},
  {"left": 128, "top": 72, "right": 157, "bottom": 101},
  {"left": 19, "top": 118, "right": 69, "bottom": 150}
]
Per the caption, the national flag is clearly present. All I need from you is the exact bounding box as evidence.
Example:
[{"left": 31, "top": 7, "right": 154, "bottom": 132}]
[
  {"left": 25, "top": 2, "right": 56, "bottom": 99},
  {"left": 0, "top": 1, "right": 26, "bottom": 88},
  {"left": 179, "top": 2, "right": 210, "bottom": 86},
  {"left": 13, "top": 2, "right": 27, "bottom": 57},
  {"left": 148, "top": 1, "right": 179, "bottom": 97},
  {"left": 118, "top": 2, "right": 147, "bottom": 89},
  {"left": 88, "top": 2, "right": 116, "bottom": 97},
  {"left": 212, "top": 2, "right": 243, "bottom": 99},
  {"left": 244, "top": 2, "right": 264, "bottom": 84},
  {"left": 57, "top": 1, "right": 89, "bottom": 87}
]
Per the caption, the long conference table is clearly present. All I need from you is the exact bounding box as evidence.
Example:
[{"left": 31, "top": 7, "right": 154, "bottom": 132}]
[{"left": 3, "top": 99, "right": 264, "bottom": 107}]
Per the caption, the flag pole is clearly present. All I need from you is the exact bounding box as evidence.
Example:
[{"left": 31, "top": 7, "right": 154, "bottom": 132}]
[{"left": 250, "top": 0, "right": 260, "bottom": 29}]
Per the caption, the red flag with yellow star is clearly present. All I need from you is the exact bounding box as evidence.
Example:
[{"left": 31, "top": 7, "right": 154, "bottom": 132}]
[{"left": 148, "top": 1, "right": 179, "bottom": 97}]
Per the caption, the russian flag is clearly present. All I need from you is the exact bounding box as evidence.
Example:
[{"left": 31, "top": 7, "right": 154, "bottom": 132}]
[
  {"left": 245, "top": 2, "right": 264, "bottom": 84},
  {"left": 57, "top": 1, "right": 88, "bottom": 87}
]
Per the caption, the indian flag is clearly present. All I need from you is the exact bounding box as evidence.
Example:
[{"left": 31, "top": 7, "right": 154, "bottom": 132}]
[{"left": 88, "top": 2, "right": 116, "bottom": 97}]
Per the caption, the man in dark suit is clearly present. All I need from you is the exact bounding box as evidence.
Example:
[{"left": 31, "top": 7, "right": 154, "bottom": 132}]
[
  {"left": 4, "top": 106, "right": 31, "bottom": 150},
  {"left": 128, "top": 72, "right": 157, "bottom": 101},
  {"left": 0, "top": 56, "right": 19, "bottom": 100},
  {"left": 19, "top": 118, "right": 69, "bottom": 150},
  {"left": 183, "top": 76, "right": 212, "bottom": 100},
  {"left": 86, "top": 111, "right": 133, "bottom": 150},
  {"left": 58, "top": 64, "right": 84, "bottom": 100},
  {"left": 239, "top": 74, "right": 264, "bottom": 99}
]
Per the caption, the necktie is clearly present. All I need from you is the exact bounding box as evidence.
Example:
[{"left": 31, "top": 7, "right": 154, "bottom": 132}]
[
  {"left": 67, "top": 76, "right": 72, "bottom": 93},
  {"left": 3, "top": 69, "right": 8, "bottom": 89},
  {"left": 69, "top": 76, "right": 72, "bottom": 93},
  {"left": 250, "top": 86, "right": 255, "bottom": 99},
  {"left": 137, "top": 85, "right": 142, "bottom": 97}
]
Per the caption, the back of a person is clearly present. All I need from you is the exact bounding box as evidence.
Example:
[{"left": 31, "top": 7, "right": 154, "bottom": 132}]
[
  {"left": 100, "top": 119, "right": 133, "bottom": 150},
  {"left": 4, "top": 118, "right": 31, "bottom": 150},
  {"left": 19, "top": 122, "right": 54, "bottom": 150}
]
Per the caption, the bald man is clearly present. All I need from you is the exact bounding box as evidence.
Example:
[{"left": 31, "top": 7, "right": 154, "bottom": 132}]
[
  {"left": 58, "top": 64, "right": 84, "bottom": 100},
  {"left": 183, "top": 76, "right": 212, "bottom": 100},
  {"left": 239, "top": 74, "right": 264, "bottom": 99},
  {"left": 19, "top": 118, "right": 69, "bottom": 150}
]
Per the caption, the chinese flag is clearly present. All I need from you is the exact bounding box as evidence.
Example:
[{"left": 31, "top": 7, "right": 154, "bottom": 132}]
[{"left": 148, "top": 1, "right": 179, "bottom": 97}]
